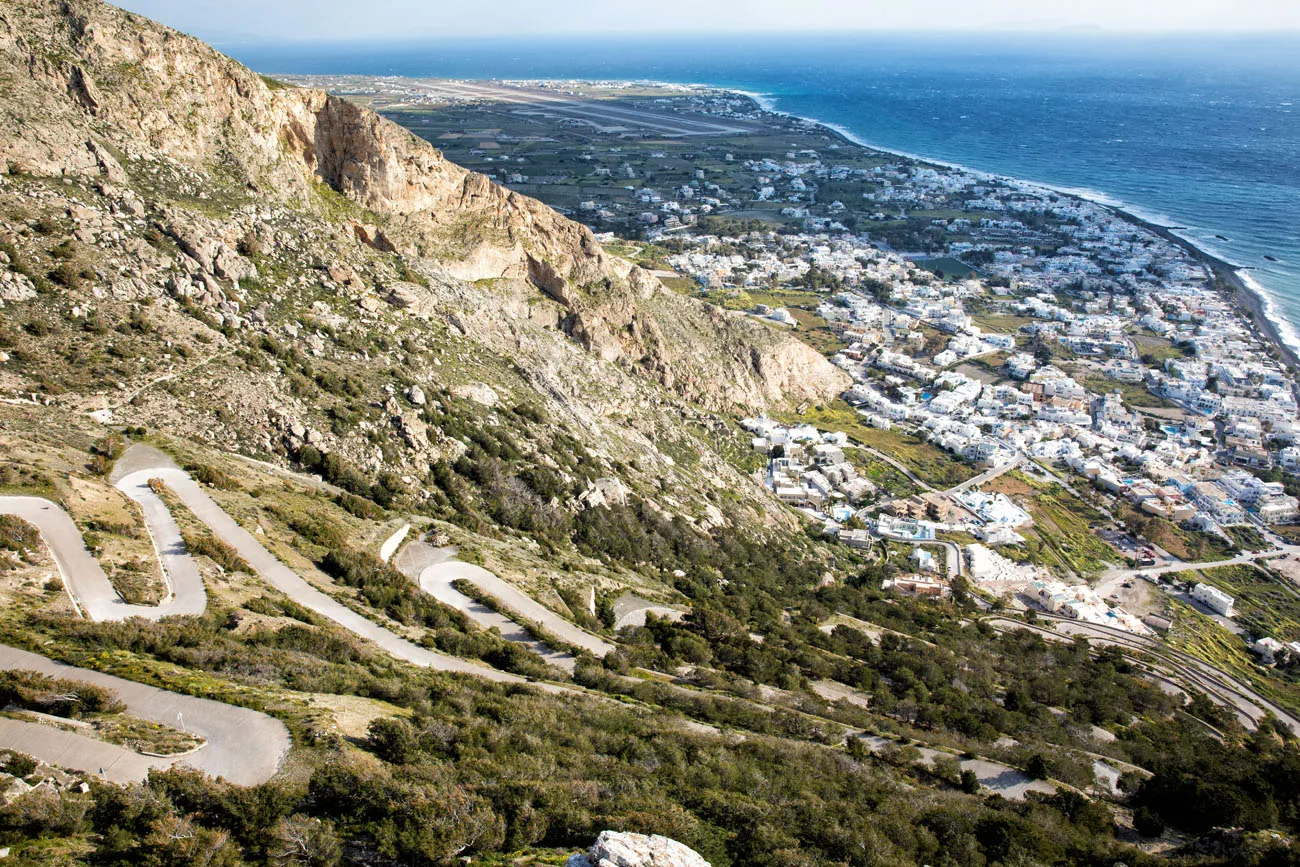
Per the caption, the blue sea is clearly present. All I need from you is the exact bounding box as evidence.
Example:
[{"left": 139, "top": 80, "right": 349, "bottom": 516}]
[{"left": 221, "top": 34, "right": 1300, "bottom": 347}]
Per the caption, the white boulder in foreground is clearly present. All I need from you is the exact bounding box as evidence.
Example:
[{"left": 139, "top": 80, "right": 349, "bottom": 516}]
[{"left": 567, "top": 831, "right": 711, "bottom": 867}]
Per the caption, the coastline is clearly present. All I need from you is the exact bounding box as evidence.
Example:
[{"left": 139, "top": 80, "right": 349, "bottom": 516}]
[
  {"left": 1105, "top": 207, "right": 1300, "bottom": 372},
  {"left": 710, "top": 86, "right": 1300, "bottom": 373}
]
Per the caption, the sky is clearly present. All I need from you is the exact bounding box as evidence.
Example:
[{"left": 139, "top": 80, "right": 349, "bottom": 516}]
[{"left": 114, "top": 0, "right": 1300, "bottom": 41}]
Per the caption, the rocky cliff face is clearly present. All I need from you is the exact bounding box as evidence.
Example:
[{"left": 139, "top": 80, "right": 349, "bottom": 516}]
[{"left": 0, "top": 0, "right": 847, "bottom": 411}]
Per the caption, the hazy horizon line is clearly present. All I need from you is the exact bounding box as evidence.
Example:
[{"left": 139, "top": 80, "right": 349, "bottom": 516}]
[{"left": 207, "top": 27, "right": 1300, "bottom": 48}]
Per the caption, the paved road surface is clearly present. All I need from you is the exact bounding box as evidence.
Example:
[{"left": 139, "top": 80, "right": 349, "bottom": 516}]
[
  {"left": 0, "top": 468, "right": 206, "bottom": 621},
  {"left": 6, "top": 445, "right": 529, "bottom": 683},
  {"left": 612, "top": 593, "right": 685, "bottom": 630},
  {"left": 154, "top": 463, "right": 528, "bottom": 684},
  {"left": 923, "top": 540, "right": 964, "bottom": 580},
  {"left": 411, "top": 551, "right": 614, "bottom": 659},
  {"left": 0, "top": 646, "right": 289, "bottom": 785},
  {"left": 396, "top": 540, "right": 578, "bottom": 673},
  {"left": 1102, "top": 548, "right": 1291, "bottom": 583}
]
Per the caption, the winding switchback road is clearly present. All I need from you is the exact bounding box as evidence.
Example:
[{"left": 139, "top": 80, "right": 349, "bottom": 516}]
[
  {"left": 2, "top": 445, "right": 530, "bottom": 684},
  {"left": 123, "top": 448, "right": 530, "bottom": 684},
  {"left": 0, "top": 645, "right": 289, "bottom": 785},
  {"left": 396, "top": 537, "right": 615, "bottom": 670},
  {"left": 0, "top": 449, "right": 204, "bottom": 620}
]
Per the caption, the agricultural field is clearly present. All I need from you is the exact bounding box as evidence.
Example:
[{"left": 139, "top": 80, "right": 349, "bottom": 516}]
[{"left": 279, "top": 77, "right": 1024, "bottom": 248}]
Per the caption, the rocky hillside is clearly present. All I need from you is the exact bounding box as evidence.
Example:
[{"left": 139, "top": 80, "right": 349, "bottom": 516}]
[
  {"left": 0, "top": 0, "right": 855, "bottom": 556},
  {"left": 0, "top": 0, "right": 847, "bottom": 411}
]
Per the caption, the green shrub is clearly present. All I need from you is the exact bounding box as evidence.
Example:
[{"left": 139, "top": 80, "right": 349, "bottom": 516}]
[
  {"left": 0, "top": 515, "right": 38, "bottom": 553},
  {"left": 183, "top": 529, "right": 251, "bottom": 574},
  {"left": 185, "top": 462, "right": 238, "bottom": 491},
  {"left": 0, "top": 669, "right": 126, "bottom": 718}
]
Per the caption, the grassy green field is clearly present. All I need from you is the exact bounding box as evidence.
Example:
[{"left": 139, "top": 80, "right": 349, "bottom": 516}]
[
  {"left": 847, "top": 449, "right": 923, "bottom": 499},
  {"left": 1079, "top": 373, "right": 1179, "bottom": 409},
  {"left": 1226, "top": 525, "right": 1270, "bottom": 551},
  {"left": 1195, "top": 563, "right": 1300, "bottom": 643},
  {"left": 970, "top": 313, "right": 1036, "bottom": 335},
  {"left": 1116, "top": 504, "right": 1236, "bottom": 562},
  {"left": 719, "top": 288, "right": 848, "bottom": 355},
  {"left": 657, "top": 275, "right": 698, "bottom": 294},
  {"left": 1019, "top": 486, "right": 1115, "bottom": 578},
  {"left": 1167, "top": 593, "right": 1300, "bottom": 719},
  {"left": 1133, "top": 331, "right": 1192, "bottom": 365}
]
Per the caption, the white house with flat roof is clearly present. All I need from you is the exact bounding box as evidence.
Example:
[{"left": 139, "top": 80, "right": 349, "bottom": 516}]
[{"left": 1193, "top": 582, "right": 1235, "bottom": 617}]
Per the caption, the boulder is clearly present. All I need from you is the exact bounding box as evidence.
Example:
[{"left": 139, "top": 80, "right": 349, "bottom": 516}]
[
  {"left": 451, "top": 381, "right": 499, "bottom": 408},
  {"left": 213, "top": 243, "right": 257, "bottom": 281},
  {"left": 383, "top": 281, "right": 425, "bottom": 311},
  {"left": 567, "top": 832, "right": 710, "bottom": 867},
  {"left": 350, "top": 221, "right": 397, "bottom": 253}
]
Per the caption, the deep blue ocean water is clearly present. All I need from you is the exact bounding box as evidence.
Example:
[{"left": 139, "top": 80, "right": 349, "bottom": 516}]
[{"left": 222, "top": 34, "right": 1300, "bottom": 346}]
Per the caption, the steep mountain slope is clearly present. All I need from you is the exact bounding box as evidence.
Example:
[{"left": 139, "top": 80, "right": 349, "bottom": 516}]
[
  {"left": 0, "top": 0, "right": 846, "bottom": 412},
  {"left": 0, "top": 0, "right": 856, "bottom": 566}
]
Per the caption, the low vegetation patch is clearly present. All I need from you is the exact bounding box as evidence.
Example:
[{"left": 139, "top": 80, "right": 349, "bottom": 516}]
[
  {"left": 782, "top": 401, "right": 979, "bottom": 487},
  {"left": 0, "top": 670, "right": 124, "bottom": 719},
  {"left": 1118, "top": 504, "right": 1236, "bottom": 562},
  {"left": 94, "top": 715, "right": 204, "bottom": 756}
]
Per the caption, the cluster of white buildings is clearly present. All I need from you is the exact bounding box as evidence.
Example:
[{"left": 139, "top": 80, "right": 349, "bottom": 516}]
[
  {"left": 741, "top": 417, "right": 877, "bottom": 519},
  {"left": 667, "top": 232, "right": 922, "bottom": 294},
  {"left": 1030, "top": 579, "right": 1151, "bottom": 634},
  {"left": 822, "top": 279, "right": 1300, "bottom": 536},
  {"left": 663, "top": 104, "right": 1300, "bottom": 623},
  {"left": 955, "top": 491, "right": 1032, "bottom": 545}
]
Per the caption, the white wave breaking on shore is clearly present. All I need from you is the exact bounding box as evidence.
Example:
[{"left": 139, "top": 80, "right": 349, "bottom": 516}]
[{"left": 1239, "top": 270, "right": 1300, "bottom": 355}]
